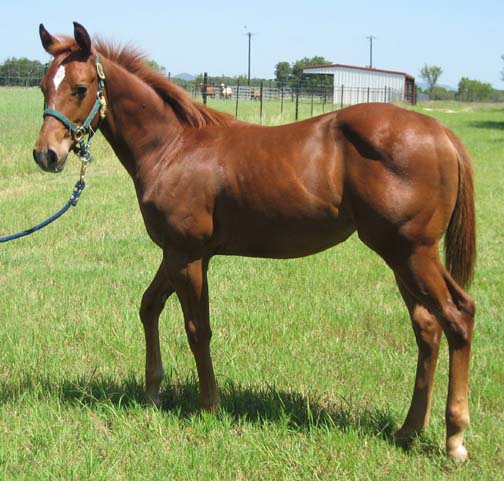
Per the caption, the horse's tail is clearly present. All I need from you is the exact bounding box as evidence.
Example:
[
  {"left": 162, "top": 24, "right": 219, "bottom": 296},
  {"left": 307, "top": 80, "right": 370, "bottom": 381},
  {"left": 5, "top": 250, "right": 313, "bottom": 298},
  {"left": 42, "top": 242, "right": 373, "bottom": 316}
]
[{"left": 444, "top": 129, "right": 476, "bottom": 289}]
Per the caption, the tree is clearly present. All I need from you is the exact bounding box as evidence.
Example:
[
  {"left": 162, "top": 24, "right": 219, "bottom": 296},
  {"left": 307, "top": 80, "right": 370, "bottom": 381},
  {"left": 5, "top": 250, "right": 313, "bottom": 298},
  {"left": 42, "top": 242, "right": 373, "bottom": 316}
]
[
  {"left": 272, "top": 56, "right": 333, "bottom": 90},
  {"left": 146, "top": 59, "right": 166, "bottom": 76},
  {"left": 419, "top": 64, "right": 443, "bottom": 97},
  {"left": 290, "top": 56, "right": 331, "bottom": 83},
  {"left": 430, "top": 86, "right": 455, "bottom": 101},
  {"left": 274, "top": 61, "right": 290, "bottom": 84},
  {"left": 457, "top": 77, "right": 494, "bottom": 102}
]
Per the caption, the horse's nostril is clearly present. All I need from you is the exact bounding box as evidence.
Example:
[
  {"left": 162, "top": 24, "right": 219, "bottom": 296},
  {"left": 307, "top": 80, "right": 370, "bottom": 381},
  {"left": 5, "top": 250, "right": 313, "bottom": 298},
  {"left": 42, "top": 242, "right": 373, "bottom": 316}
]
[
  {"left": 33, "top": 149, "right": 44, "bottom": 166},
  {"left": 47, "top": 149, "right": 57, "bottom": 166},
  {"left": 33, "top": 149, "right": 58, "bottom": 169}
]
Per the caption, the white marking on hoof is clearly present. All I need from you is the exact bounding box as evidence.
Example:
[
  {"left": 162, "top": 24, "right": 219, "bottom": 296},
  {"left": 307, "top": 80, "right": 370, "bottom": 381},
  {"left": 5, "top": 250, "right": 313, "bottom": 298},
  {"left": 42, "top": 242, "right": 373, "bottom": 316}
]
[{"left": 448, "top": 444, "right": 468, "bottom": 463}]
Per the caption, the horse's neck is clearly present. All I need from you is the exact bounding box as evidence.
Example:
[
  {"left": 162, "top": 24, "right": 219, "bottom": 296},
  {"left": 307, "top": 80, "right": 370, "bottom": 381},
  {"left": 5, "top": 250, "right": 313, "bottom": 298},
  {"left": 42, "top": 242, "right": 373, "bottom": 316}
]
[{"left": 99, "top": 57, "right": 182, "bottom": 177}]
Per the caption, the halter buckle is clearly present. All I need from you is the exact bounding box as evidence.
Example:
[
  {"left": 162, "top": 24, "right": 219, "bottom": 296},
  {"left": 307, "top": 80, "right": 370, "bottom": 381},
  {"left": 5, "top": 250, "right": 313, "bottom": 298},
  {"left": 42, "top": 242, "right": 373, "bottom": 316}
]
[
  {"left": 73, "top": 127, "right": 85, "bottom": 142},
  {"left": 96, "top": 61, "right": 106, "bottom": 80}
]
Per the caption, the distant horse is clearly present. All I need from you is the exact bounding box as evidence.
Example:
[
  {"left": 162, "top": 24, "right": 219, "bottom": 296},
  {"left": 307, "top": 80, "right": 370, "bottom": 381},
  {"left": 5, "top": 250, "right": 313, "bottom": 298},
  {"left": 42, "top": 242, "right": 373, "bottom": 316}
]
[
  {"left": 220, "top": 84, "right": 232, "bottom": 99},
  {"left": 250, "top": 88, "right": 261, "bottom": 101},
  {"left": 34, "top": 23, "right": 476, "bottom": 462},
  {"left": 199, "top": 84, "right": 216, "bottom": 100}
]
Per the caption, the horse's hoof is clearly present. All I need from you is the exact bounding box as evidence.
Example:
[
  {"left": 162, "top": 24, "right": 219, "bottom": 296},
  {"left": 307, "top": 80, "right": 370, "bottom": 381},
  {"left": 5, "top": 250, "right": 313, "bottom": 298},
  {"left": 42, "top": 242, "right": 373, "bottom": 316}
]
[
  {"left": 447, "top": 444, "right": 468, "bottom": 463},
  {"left": 393, "top": 428, "right": 416, "bottom": 447},
  {"left": 199, "top": 396, "right": 221, "bottom": 413},
  {"left": 143, "top": 395, "right": 161, "bottom": 409}
]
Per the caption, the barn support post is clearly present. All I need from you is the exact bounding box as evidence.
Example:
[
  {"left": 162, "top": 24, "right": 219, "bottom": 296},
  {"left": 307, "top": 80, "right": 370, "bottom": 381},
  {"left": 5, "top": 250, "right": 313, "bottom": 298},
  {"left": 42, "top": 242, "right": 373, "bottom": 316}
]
[
  {"left": 203, "top": 72, "right": 208, "bottom": 105},
  {"left": 235, "top": 78, "right": 240, "bottom": 119}
]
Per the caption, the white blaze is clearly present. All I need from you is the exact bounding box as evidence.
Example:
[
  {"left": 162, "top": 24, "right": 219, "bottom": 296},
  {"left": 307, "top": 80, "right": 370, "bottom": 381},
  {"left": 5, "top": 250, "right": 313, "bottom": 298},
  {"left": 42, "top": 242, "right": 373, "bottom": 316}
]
[{"left": 53, "top": 65, "right": 66, "bottom": 91}]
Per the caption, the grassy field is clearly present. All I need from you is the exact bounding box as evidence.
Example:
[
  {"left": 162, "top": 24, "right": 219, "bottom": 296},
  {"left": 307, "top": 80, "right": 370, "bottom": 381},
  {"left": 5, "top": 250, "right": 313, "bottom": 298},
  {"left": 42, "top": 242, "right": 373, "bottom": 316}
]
[{"left": 0, "top": 88, "right": 503, "bottom": 480}]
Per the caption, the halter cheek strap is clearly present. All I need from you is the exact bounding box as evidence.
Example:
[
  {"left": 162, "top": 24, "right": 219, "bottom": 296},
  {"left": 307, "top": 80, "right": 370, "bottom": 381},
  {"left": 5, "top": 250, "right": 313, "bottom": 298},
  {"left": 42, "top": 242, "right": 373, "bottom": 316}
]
[{"left": 43, "top": 56, "right": 107, "bottom": 163}]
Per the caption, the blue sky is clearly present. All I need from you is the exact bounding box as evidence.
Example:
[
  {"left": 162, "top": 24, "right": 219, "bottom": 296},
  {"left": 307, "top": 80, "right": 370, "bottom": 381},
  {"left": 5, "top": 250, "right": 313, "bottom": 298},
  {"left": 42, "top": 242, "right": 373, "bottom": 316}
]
[{"left": 2, "top": 0, "right": 503, "bottom": 88}]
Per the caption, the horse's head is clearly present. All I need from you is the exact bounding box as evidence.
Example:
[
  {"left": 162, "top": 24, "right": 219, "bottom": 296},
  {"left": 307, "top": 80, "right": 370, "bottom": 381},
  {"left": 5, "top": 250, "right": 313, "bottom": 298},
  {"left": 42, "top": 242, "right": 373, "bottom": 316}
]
[{"left": 34, "top": 22, "right": 105, "bottom": 173}]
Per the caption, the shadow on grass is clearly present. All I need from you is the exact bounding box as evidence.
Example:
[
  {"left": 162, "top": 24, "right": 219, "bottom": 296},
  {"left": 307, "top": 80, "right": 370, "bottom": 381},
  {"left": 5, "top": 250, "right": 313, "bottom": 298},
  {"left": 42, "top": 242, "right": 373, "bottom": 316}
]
[
  {"left": 0, "top": 372, "right": 441, "bottom": 455},
  {"left": 468, "top": 120, "right": 504, "bottom": 131}
]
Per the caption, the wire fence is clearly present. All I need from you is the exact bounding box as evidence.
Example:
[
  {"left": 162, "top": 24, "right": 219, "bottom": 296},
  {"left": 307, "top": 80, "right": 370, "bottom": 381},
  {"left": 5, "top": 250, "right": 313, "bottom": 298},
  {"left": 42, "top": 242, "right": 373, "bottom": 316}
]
[
  {"left": 0, "top": 64, "right": 47, "bottom": 87},
  {"left": 0, "top": 68, "right": 416, "bottom": 125},
  {"left": 174, "top": 73, "right": 413, "bottom": 123}
]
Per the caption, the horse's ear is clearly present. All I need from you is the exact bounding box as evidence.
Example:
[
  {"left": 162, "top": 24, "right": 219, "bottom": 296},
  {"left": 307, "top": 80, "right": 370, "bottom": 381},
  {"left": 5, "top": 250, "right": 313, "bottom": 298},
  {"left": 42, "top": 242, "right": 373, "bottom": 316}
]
[
  {"left": 39, "top": 24, "right": 58, "bottom": 54},
  {"left": 73, "top": 21, "right": 91, "bottom": 53}
]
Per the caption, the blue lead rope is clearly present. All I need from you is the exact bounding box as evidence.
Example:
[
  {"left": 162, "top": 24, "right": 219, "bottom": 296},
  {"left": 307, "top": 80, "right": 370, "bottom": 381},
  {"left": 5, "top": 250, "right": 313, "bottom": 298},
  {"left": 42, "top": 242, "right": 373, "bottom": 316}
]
[{"left": 0, "top": 178, "right": 85, "bottom": 243}]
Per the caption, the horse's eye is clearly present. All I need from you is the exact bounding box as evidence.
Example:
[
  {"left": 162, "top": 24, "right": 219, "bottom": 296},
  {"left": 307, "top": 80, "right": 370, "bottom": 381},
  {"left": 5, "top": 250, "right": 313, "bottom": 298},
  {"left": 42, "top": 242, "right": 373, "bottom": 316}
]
[{"left": 75, "top": 86, "right": 88, "bottom": 97}]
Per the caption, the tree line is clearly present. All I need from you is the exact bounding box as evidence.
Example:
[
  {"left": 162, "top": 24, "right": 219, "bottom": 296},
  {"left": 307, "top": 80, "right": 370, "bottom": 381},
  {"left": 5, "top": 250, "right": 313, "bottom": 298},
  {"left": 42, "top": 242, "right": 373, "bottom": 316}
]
[
  {"left": 187, "top": 56, "right": 333, "bottom": 91},
  {"left": 2, "top": 55, "right": 504, "bottom": 103},
  {"left": 0, "top": 57, "right": 46, "bottom": 86},
  {"left": 419, "top": 63, "right": 504, "bottom": 102}
]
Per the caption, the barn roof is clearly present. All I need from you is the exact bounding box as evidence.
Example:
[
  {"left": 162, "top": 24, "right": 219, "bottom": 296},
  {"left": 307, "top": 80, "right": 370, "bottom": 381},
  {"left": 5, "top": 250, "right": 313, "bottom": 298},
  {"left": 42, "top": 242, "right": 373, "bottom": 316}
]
[{"left": 304, "top": 63, "right": 415, "bottom": 80}]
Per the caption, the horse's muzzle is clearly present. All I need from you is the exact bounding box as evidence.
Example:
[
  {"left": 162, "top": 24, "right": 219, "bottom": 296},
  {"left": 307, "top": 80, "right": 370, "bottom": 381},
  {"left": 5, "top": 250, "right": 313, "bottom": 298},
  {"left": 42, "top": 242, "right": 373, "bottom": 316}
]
[{"left": 33, "top": 148, "right": 67, "bottom": 173}]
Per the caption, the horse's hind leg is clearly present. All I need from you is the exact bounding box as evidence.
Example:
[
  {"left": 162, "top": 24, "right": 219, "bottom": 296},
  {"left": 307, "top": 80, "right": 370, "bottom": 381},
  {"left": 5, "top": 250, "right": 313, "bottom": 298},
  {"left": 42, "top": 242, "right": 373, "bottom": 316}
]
[
  {"left": 391, "top": 244, "right": 475, "bottom": 462},
  {"left": 165, "top": 250, "right": 220, "bottom": 411},
  {"left": 140, "top": 260, "right": 174, "bottom": 407},
  {"left": 394, "top": 275, "right": 442, "bottom": 441}
]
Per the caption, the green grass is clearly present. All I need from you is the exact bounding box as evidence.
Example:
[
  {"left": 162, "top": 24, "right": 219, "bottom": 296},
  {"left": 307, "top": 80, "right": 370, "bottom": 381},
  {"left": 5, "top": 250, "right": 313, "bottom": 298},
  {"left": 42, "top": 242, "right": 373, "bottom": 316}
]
[{"left": 1, "top": 90, "right": 503, "bottom": 480}]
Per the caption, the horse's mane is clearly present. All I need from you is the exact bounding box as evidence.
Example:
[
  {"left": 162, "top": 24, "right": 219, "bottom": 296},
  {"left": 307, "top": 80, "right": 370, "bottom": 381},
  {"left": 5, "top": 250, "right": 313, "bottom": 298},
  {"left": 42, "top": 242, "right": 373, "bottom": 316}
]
[{"left": 49, "top": 37, "right": 234, "bottom": 128}]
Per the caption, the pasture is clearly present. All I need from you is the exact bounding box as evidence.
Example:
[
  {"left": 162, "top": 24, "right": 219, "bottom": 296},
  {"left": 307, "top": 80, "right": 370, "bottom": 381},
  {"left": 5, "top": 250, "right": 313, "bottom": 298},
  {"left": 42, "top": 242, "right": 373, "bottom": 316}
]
[{"left": 0, "top": 88, "right": 503, "bottom": 480}]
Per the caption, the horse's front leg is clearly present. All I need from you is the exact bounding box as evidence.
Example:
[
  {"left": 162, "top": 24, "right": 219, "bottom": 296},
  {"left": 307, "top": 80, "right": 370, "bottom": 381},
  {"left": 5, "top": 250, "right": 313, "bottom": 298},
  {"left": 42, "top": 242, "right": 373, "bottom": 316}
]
[
  {"left": 165, "top": 250, "right": 220, "bottom": 411},
  {"left": 140, "top": 259, "right": 174, "bottom": 407}
]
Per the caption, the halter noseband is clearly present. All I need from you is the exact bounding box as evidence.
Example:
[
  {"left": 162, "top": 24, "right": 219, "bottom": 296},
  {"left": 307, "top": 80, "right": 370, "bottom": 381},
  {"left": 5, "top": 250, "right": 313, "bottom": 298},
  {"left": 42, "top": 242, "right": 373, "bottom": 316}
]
[{"left": 43, "top": 56, "right": 107, "bottom": 163}]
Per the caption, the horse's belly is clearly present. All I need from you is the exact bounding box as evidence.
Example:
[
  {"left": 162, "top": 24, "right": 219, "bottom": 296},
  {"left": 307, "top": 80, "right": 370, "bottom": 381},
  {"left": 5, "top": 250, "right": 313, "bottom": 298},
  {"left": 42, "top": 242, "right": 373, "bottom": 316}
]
[{"left": 214, "top": 209, "right": 356, "bottom": 259}]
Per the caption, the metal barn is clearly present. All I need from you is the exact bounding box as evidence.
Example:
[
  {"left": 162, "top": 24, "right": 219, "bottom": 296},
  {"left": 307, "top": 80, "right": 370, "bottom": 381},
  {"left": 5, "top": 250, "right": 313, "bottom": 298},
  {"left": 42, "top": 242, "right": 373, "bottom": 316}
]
[{"left": 303, "top": 64, "right": 416, "bottom": 105}]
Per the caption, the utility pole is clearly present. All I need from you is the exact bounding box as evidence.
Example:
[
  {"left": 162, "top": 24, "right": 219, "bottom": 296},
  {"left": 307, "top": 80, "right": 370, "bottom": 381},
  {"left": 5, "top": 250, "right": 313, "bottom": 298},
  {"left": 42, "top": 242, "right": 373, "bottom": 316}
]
[
  {"left": 244, "top": 27, "right": 254, "bottom": 86},
  {"left": 366, "top": 35, "right": 376, "bottom": 68}
]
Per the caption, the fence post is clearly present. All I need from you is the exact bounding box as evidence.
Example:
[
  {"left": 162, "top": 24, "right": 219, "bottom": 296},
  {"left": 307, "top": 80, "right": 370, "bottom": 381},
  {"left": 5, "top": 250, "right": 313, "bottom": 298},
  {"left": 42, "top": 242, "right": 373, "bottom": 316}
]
[
  {"left": 310, "top": 86, "right": 314, "bottom": 117},
  {"left": 295, "top": 84, "right": 300, "bottom": 121},
  {"left": 367, "top": 87, "right": 370, "bottom": 103},
  {"left": 235, "top": 78, "right": 240, "bottom": 119},
  {"left": 280, "top": 85, "right": 285, "bottom": 115},
  {"left": 259, "top": 80, "right": 264, "bottom": 124},
  {"left": 340, "top": 84, "right": 344, "bottom": 108},
  {"left": 203, "top": 72, "right": 208, "bottom": 105}
]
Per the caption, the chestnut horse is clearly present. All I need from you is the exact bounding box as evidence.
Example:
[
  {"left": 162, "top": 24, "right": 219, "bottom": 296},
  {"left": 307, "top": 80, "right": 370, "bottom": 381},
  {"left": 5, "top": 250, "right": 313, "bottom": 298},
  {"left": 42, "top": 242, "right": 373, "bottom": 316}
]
[{"left": 33, "top": 23, "right": 476, "bottom": 461}]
